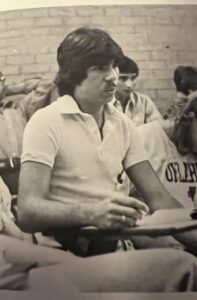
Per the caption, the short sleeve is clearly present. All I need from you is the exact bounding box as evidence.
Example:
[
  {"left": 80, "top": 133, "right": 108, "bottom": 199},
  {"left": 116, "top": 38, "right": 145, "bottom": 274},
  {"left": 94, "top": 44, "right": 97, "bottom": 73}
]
[
  {"left": 122, "top": 119, "right": 148, "bottom": 170},
  {"left": 21, "top": 109, "right": 61, "bottom": 168},
  {"left": 143, "top": 94, "right": 162, "bottom": 123}
]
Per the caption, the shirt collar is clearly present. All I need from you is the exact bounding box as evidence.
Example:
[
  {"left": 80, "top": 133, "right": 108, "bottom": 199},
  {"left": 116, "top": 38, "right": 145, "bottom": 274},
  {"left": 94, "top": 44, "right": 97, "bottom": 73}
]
[
  {"left": 57, "top": 95, "right": 82, "bottom": 114},
  {"left": 112, "top": 92, "right": 137, "bottom": 108},
  {"left": 57, "top": 94, "right": 118, "bottom": 117}
]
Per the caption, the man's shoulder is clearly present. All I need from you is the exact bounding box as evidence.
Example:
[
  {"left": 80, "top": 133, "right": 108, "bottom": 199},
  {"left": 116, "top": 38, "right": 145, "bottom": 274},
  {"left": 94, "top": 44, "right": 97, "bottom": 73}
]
[
  {"left": 138, "top": 120, "right": 162, "bottom": 134},
  {"left": 27, "top": 100, "right": 60, "bottom": 128},
  {"left": 134, "top": 91, "right": 154, "bottom": 104},
  {"left": 108, "top": 102, "right": 136, "bottom": 127},
  {"left": 137, "top": 121, "right": 168, "bottom": 150}
]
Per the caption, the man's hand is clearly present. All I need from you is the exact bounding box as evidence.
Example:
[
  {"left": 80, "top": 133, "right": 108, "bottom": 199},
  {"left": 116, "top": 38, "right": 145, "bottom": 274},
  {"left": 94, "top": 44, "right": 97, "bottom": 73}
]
[{"left": 90, "top": 194, "right": 149, "bottom": 230}]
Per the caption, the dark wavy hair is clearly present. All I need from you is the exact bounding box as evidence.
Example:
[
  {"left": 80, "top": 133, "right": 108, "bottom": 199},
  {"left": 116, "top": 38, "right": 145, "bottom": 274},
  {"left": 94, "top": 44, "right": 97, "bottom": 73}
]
[
  {"left": 55, "top": 27, "right": 124, "bottom": 97},
  {"left": 174, "top": 66, "right": 197, "bottom": 96},
  {"left": 118, "top": 55, "right": 139, "bottom": 78},
  {"left": 172, "top": 96, "right": 197, "bottom": 153}
]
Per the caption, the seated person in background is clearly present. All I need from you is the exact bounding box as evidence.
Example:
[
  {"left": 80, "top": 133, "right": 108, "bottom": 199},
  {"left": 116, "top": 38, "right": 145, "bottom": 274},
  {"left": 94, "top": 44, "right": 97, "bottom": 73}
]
[
  {"left": 0, "top": 71, "right": 57, "bottom": 196},
  {"left": 15, "top": 27, "right": 197, "bottom": 292},
  {"left": 0, "top": 175, "right": 32, "bottom": 242},
  {"left": 164, "top": 65, "right": 197, "bottom": 121},
  {"left": 130, "top": 96, "right": 197, "bottom": 254},
  {"left": 112, "top": 55, "right": 162, "bottom": 126}
]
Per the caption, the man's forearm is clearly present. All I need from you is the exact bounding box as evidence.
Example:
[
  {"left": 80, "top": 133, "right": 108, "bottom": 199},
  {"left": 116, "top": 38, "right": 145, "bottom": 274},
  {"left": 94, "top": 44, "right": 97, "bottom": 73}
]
[
  {"left": 126, "top": 162, "right": 183, "bottom": 213},
  {"left": 18, "top": 196, "right": 94, "bottom": 233}
]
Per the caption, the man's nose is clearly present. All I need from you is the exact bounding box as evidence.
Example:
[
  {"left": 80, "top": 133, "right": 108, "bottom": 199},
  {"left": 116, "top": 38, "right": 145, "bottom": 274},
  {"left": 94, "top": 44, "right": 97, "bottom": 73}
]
[{"left": 105, "top": 67, "right": 118, "bottom": 83}]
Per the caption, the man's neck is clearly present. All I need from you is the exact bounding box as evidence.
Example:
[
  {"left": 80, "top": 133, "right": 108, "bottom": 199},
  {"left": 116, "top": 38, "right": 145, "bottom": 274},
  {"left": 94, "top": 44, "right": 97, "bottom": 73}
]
[
  {"left": 115, "top": 91, "right": 130, "bottom": 110},
  {"left": 76, "top": 100, "right": 105, "bottom": 130}
]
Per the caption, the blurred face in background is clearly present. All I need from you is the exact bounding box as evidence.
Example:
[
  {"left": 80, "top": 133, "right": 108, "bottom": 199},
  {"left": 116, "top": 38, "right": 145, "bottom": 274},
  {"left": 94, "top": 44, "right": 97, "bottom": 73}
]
[{"left": 116, "top": 73, "right": 137, "bottom": 99}]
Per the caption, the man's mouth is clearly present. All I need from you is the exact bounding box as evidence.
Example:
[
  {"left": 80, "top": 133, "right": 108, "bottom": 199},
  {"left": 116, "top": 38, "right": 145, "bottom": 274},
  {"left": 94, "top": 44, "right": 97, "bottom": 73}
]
[{"left": 104, "top": 86, "right": 117, "bottom": 93}]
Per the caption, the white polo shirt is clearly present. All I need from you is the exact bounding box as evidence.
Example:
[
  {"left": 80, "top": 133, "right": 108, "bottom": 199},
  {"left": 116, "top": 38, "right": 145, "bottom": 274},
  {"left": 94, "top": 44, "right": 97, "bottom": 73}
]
[{"left": 21, "top": 95, "right": 147, "bottom": 204}]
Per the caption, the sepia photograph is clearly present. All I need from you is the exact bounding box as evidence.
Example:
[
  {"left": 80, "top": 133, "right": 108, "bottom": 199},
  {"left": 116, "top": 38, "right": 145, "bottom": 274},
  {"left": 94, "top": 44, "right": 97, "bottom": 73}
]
[{"left": 0, "top": 0, "right": 197, "bottom": 299}]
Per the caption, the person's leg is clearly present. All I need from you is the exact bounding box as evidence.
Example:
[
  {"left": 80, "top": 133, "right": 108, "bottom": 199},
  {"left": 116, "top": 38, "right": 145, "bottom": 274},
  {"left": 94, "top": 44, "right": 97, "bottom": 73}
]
[
  {"left": 1, "top": 235, "right": 197, "bottom": 292},
  {"left": 0, "top": 235, "right": 71, "bottom": 266},
  {"left": 28, "top": 248, "right": 197, "bottom": 292}
]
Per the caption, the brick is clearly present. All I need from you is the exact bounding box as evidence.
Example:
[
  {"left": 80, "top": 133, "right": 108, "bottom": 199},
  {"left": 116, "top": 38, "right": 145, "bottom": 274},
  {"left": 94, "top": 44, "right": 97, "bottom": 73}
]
[
  {"left": 91, "top": 16, "right": 119, "bottom": 25},
  {"left": 49, "top": 27, "right": 66, "bottom": 35},
  {"left": 166, "top": 61, "right": 194, "bottom": 70},
  {"left": 0, "top": 21, "right": 6, "bottom": 30},
  {"left": 22, "top": 27, "right": 50, "bottom": 36},
  {"left": 19, "top": 38, "right": 51, "bottom": 54},
  {"left": 137, "top": 44, "right": 164, "bottom": 51},
  {"left": 153, "top": 69, "right": 174, "bottom": 79},
  {"left": 128, "top": 51, "right": 150, "bottom": 61},
  {"left": 36, "top": 54, "right": 56, "bottom": 64},
  {"left": 3, "top": 66, "right": 20, "bottom": 75},
  {"left": 120, "top": 17, "right": 146, "bottom": 25},
  {"left": 50, "top": 64, "right": 58, "bottom": 74},
  {"left": 157, "top": 89, "right": 176, "bottom": 99},
  {"left": 48, "top": 7, "right": 76, "bottom": 17},
  {"left": 138, "top": 70, "right": 154, "bottom": 79},
  {"left": 138, "top": 61, "right": 166, "bottom": 70},
  {"left": 21, "top": 8, "right": 48, "bottom": 18},
  {"left": 5, "top": 38, "right": 23, "bottom": 47},
  {"left": 76, "top": 6, "right": 104, "bottom": 16},
  {"left": 147, "top": 16, "right": 172, "bottom": 25},
  {"left": 21, "top": 64, "right": 51, "bottom": 74},
  {"left": 130, "top": 6, "right": 150, "bottom": 16},
  {"left": 35, "top": 17, "right": 62, "bottom": 26},
  {"left": 0, "top": 11, "right": 21, "bottom": 20},
  {"left": 147, "top": 6, "right": 185, "bottom": 17},
  {"left": 107, "top": 25, "right": 135, "bottom": 34},
  {"left": 151, "top": 51, "right": 178, "bottom": 61},
  {"left": 7, "top": 19, "right": 35, "bottom": 29},
  {"left": 133, "top": 25, "right": 148, "bottom": 34},
  {"left": 165, "top": 43, "right": 195, "bottom": 51},
  {"left": 147, "top": 25, "right": 183, "bottom": 43},
  {"left": 7, "top": 55, "right": 35, "bottom": 65},
  {"left": 0, "top": 47, "right": 20, "bottom": 56},
  {"left": 0, "top": 57, "right": 6, "bottom": 65},
  {"left": 0, "top": 39, "right": 6, "bottom": 48},
  {"left": 171, "top": 15, "right": 197, "bottom": 25},
  {"left": 62, "top": 16, "right": 91, "bottom": 25},
  {"left": 104, "top": 6, "right": 131, "bottom": 17},
  {"left": 0, "top": 30, "right": 21, "bottom": 38},
  {"left": 119, "top": 34, "right": 148, "bottom": 50},
  {"left": 140, "top": 79, "right": 172, "bottom": 89},
  {"left": 179, "top": 52, "right": 197, "bottom": 61}
]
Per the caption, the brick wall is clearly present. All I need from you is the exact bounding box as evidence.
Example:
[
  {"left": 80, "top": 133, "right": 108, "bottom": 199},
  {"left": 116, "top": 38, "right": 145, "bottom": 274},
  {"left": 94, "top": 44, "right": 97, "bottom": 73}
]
[{"left": 0, "top": 5, "right": 197, "bottom": 113}]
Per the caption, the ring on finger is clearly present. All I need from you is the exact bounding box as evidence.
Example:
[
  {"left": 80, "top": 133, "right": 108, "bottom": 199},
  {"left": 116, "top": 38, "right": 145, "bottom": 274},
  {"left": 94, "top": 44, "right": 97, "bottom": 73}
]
[{"left": 122, "top": 215, "right": 126, "bottom": 222}]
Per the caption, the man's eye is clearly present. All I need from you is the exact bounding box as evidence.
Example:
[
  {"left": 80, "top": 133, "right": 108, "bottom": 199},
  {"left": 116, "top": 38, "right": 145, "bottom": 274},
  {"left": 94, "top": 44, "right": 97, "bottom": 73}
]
[{"left": 92, "top": 66, "right": 106, "bottom": 71}]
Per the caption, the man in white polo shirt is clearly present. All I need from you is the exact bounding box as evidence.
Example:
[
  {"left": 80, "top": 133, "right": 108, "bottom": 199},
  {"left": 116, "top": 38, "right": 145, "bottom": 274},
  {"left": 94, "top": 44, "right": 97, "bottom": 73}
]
[{"left": 17, "top": 27, "right": 197, "bottom": 292}]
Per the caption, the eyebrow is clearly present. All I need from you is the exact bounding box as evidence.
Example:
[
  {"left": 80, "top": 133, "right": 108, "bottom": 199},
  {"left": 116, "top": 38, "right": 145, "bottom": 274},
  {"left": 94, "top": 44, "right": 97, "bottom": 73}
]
[{"left": 119, "top": 73, "right": 137, "bottom": 77}]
